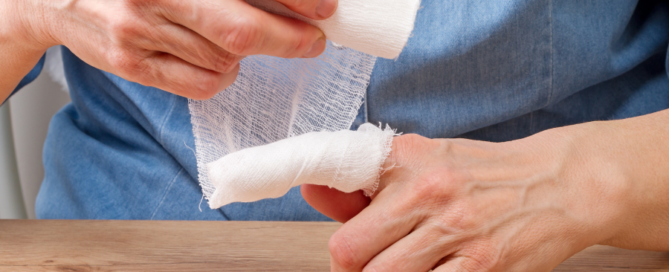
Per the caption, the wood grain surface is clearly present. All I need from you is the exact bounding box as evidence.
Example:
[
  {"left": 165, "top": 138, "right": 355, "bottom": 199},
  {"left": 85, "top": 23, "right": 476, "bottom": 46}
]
[{"left": 0, "top": 220, "right": 667, "bottom": 271}]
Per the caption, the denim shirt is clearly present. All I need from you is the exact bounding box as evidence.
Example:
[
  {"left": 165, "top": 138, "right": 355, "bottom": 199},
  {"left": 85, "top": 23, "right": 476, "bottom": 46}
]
[{"left": 10, "top": 0, "right": 668, "bottom": 220}]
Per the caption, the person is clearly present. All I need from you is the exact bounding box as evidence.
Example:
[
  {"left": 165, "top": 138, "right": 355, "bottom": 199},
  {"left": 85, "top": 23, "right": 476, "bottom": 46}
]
[{"left": 2, "top": 0, "right": 668, "bottom": 271}]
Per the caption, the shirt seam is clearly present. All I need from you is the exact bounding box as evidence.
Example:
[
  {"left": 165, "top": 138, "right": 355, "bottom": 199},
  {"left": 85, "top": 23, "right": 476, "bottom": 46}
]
[
  {"left": 545, "top": 0, "right": 555, "bottom": 108},
  {"left": 150, "top": 167, "right": 183, "bottom": 220},
  {"left": 158, "top": 95, "right": 177, "bottom": 144}
]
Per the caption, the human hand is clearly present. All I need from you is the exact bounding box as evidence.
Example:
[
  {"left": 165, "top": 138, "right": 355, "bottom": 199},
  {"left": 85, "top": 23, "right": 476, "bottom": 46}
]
[
  {"left": 7, "top": 0, "right": 334, "bottom": 99},
  {"left": 303, "top": 122, "right": 647, "bottom": 271}
]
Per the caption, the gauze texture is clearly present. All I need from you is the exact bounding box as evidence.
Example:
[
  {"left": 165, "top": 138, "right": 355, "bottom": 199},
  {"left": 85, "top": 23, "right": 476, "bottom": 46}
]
[
  {"left": 245, "top": 0, "right": 421, "bottom": 59},
  {"left": 207, "top": 123, "right": 395, "bottom": 208},
  {"left": 189, "top": 0, "right": 420, "bottom": 207},
  {"left": 189, "top": 43, "right": 376, "bottom": 203}
]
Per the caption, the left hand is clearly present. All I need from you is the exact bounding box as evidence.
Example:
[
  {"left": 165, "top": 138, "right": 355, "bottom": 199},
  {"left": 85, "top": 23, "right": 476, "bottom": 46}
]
[
  {"left": 4, "top": 0, "right": 333, "bottom": 100},
  {"left": 303, "top": 121, "right": 644, "bottom": 271}
]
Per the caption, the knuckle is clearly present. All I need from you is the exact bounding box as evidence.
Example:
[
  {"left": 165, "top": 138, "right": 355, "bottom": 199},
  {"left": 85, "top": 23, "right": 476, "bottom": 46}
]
[
  {"left": 213, "top": 51, "right": 241, "bottom": 73},
  {"left": 107, "top": 49, "right": 145, "bottom": 77},
  {"left": 282, "top": 22, "right": 315, "bottom": 58},
  {"left": 394, "top": 134, "right": 426, "bottom": 151},
  {"left": 222, "top": 17, "right": 261, "bottom": 55},
  {"left": 285, "top": 31, "right": 307, "bottom": 57},
  {"left": 190, "top": 73, "right": 223, "bottom": 100},
  {"left": 409, "top": 168, "right": 454, "bottom": 200},
  {"left": 389, "top": 134, "right": 429, "bottom": 162},
  {"left": 108, "top": 17, "right": 141, "bottom": 42},
  {"left": 328, "top": 234, "right": 359, "bottom": 270},
  {"left": 109, "top": 0, "right": 159, "bottom": 42},
  {"left": 122, "top": 0, "right": 140, "bottom": 8},
  {"left": 429, "top": 219, "right": 460, "bottom": 238}
]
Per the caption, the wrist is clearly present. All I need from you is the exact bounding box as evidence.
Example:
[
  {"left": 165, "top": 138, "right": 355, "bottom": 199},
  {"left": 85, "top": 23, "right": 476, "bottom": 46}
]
[
  {"left": 526, "top": 122, "right": 632, "bottom": 247},
  {"left": 0, "top": 0, "right": 58, "bottom": 100},
  {"left": 2, "top": 0, "right": 58, "bottom": 52},
  {"left": 595, "top": 111, "right": 669, "bottom": 250}
]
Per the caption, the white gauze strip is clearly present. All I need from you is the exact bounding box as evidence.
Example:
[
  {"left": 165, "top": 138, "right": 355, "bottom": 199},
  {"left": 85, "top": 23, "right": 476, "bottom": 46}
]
[
  {"left": 245, "top": 0, "right": 420, "bottom": 59},
  {"left": 189, "top": 0, "right": 420, "bottom": 208},
  {"left": 207, "top": 123, "right": 394, "bottom": 208}
]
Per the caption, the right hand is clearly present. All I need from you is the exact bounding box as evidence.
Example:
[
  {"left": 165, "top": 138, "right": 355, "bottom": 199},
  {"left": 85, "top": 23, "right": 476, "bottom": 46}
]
[{"left": 7, "top": 0, "right": 334, "bottom": 99}]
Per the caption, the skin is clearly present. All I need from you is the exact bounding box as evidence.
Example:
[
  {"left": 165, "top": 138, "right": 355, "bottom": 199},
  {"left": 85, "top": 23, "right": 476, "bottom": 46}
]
[
  {"left": 303, "top": 109, "right": 669, "bottom": 271},
  {"left": 4, "top": 1, "right": 668, "bottom": 270},
  {"left": 0, "top": 0, "right": 337, "bottom": 102}
]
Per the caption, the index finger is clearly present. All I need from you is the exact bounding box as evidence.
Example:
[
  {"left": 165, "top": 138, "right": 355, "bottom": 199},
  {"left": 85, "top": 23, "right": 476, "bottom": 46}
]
[
  {"left": 159, "top": 0, "right": 326, "bottom": 58},
  {"left": 328, "top": 185, "right": 420, "bottom": 272}
]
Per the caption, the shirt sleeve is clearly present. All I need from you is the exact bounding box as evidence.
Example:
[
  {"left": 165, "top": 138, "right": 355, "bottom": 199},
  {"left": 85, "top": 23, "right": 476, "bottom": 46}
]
[{"left": 2, "top": 54, "right": 46, "bottom": 106}]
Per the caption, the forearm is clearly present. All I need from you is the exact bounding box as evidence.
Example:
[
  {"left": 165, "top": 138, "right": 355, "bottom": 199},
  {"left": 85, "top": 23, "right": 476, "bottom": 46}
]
[
  {"left": 0, "top": 0, "right": 53, "bottom": 102},
  {"left": 563, "top": 109, "right": 669, "bottom": 250},
  {"left": 0, "top": 41, "right": 48, "bottom": 102},
  {"left": 602, "top": 109, "right": 669, "bottom": 250}
]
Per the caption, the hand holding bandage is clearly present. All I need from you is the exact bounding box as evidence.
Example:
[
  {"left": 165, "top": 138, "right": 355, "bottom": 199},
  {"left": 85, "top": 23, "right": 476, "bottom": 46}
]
[{"left": 4, "top": 0, "right": 335, "bottom": 100}]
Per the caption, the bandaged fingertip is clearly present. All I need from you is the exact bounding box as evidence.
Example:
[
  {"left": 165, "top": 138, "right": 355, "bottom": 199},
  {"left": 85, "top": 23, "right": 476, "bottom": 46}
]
[{"left": 207, "top": 123, "right": 395, "bottom": 209}]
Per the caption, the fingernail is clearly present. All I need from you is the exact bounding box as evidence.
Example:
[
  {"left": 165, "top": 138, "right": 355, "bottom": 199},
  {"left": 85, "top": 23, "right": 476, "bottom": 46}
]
[
  {"left": 302, "top": 37, "right": 326, "bottom": 58},
  {"left": 316, "top": 0, "right": 337, "bottom": 19}
]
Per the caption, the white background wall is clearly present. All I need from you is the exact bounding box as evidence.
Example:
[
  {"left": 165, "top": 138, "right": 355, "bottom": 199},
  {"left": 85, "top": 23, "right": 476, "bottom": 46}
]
[
  {"left": 0, "top": 103, "right": 26, "bottom": 219},
  {"left": 1, "top": 70, "right": 70, "bottom": 219}
]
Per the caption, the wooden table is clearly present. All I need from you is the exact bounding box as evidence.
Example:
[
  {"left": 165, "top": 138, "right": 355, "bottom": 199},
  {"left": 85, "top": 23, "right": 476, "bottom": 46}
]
[{"left": 0, "top": 220, "right": 667, "bottom": 271}]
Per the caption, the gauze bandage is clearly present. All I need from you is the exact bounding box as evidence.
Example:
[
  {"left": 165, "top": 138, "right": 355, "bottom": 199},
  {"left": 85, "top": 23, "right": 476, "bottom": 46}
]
[
  {"left": 191, "top": 0, "right": 420, "bottom": 209},
  {"left": 207, "top": 123, "right": 395, "bottom": 208},
  {"left": 244, "top": 0, "right": 419, "bottom": 59}
]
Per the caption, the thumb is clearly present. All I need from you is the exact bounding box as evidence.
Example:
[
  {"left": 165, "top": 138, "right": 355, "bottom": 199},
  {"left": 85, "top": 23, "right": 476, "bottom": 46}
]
[{"left": 300, "top": 184, "right": 370, "bottom": 223}]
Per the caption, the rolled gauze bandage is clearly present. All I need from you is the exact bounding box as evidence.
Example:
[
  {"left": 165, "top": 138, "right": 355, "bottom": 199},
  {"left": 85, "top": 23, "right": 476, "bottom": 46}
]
[
  {"left": 245, "top": 0, "right": 421, "bottom": 59},
  {"left": 207, "top": 124, "right": 395, "bottom": 209}
]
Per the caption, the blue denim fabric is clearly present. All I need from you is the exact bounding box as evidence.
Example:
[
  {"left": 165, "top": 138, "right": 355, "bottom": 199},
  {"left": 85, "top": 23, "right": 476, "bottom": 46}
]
[
  {"left": 31, "top": 0, "right": 668, "bottom": 220},
  {"left": 368, "top": 0, "right": 669, "bottom": 140}
]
